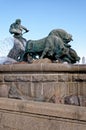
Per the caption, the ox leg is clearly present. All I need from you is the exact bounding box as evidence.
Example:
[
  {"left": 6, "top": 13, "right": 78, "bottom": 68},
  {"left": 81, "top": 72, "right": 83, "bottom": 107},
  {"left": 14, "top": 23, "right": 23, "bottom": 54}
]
[{"left": 40, "top": 47, "right": 49, "bottom": 59}]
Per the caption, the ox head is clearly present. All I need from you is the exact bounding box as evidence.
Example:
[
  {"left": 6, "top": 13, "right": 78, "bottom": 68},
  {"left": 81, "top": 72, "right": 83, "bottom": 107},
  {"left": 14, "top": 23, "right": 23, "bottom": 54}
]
[{"left": 49, "top": 29, "right": 73, "bottom": 43}]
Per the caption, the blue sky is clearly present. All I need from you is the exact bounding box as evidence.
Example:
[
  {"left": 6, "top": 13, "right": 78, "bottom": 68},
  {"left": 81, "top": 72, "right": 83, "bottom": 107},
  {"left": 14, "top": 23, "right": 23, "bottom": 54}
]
[{"left": 0, "top": 0, "right": 86, "bottom": 58}]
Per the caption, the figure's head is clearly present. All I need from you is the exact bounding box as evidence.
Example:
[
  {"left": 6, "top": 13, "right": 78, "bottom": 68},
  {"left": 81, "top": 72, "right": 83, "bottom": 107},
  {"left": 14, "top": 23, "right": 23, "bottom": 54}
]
[{"left": 15, "top": 19, "right": 21, "bottom": 24}]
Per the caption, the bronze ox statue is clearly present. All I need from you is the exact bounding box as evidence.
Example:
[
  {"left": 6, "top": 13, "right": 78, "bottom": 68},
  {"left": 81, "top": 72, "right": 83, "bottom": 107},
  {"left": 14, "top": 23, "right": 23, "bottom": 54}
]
[{"left": 22, "top": 29, "right": 80, "bottom": 64}]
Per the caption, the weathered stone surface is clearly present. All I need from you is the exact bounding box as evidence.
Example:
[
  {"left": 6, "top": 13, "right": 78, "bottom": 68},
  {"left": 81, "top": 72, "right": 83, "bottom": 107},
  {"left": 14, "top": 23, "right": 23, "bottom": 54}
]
[
  {"left": 0, "top": 64, "right": 86, "bottom": 72},
  {"left": 72, "top": 74, "right": 86, "bottom": 82},
  {"left": 77, "top": 83, "right": 86, "bottom": 96},
  {"left": 0, "top": 84, "right": 9, "bottom": 97},
  {"left": 67, "top": 82, "right": 79, "bottom": 95},
  {"left": 64, "top": 95, "right": 80, "bottom": 106},
  {"left": 4, "top": 74, "right": 31, "bottom": 82},
  {"left": 0, "top": 98, "right": 86, "bottom": 130},
  {"left": 0, "top": 64, "right": 86, "bottom": 107},
  {"left": 32, "top": 74, "right": 58, "bottom": 82},
  {"left": 0, "top": 75, "right": 3, "bottom": 82},
  {"left": 58, "top": 74, "right": 72, "bottom": 82},
  {"left": 0, "top": 64, "right": 86, "bottom": 129}
]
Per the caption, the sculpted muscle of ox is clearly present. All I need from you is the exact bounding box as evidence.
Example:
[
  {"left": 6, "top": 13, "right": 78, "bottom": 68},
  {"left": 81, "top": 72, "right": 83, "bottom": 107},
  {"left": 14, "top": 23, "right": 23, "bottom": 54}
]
[{"left": 23, "top": 29, "right": 80, "bottom": 63}]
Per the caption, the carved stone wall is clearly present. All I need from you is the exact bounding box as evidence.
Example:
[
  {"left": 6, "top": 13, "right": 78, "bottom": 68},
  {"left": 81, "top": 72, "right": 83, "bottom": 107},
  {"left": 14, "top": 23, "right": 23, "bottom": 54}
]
[
  {"left": 0, "top": 64, "right": 86, "bottom": 104},
  {"left": 0, "top": 63, "right": 86, "bottom": 129}
]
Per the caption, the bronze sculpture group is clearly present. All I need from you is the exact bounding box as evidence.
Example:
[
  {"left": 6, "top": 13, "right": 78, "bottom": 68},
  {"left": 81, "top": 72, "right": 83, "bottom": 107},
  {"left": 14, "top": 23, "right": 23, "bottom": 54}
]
[{"left": 8, "top": 19, "right": 80, "bottom": 64}]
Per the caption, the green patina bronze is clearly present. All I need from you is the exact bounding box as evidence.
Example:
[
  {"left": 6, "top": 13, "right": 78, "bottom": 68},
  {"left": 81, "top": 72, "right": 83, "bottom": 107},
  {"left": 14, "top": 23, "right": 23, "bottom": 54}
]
[
  {"left": 9, "top": 19, "right": 29, "bottom": 44},
  {"left": 8, "top": 19, "right": 29, "bottom": 61},
  {"left": 9, "top": 19, "right": 80, "bottom": 64},
  {"left": 23, "top": 29, "right": 80, "bottom": 63}
]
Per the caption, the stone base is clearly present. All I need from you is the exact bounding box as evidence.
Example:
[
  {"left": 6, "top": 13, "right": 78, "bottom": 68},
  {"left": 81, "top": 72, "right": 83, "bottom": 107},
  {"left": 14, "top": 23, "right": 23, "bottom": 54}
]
[
  {"left": 0, "top": 98, "right": 86, "bottom": 130},
  {"left": 0, "top": 63, "right": 86, "bottom": 129}
]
